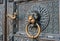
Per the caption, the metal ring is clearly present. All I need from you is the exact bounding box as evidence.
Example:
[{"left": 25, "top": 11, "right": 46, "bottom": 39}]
[{"left": 25, "top": 23, "right": 41, "bottom": 38}]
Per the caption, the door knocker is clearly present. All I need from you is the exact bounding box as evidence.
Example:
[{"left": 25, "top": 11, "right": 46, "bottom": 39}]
[{"left": 25, "top": 13, "right": 41, "bottom": 38}]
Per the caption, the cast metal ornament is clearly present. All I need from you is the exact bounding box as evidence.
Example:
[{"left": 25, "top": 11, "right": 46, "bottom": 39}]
[
  {"left": 26, "top": 23, "right": 41, "bottom": 38},
  {"left": 26, "top": 15, "right": 41, "bottom": 38},
  {"left": 25, "top": 4, "right": 49, "bottom": 38},
  {"left": 7, "top": 12, "right": 17, "bottom": 20}
]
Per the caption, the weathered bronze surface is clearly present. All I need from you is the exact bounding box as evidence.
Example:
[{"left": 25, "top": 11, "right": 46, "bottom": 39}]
[{"left": 0, "top": 0, "right": 59, "bottom": 41}]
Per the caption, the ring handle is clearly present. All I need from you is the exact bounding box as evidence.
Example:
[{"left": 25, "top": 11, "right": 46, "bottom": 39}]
[{"left": 25, "top": 23, "right": 41, "bottom": 38}]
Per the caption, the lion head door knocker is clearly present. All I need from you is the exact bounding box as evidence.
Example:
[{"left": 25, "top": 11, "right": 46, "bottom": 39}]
[
  {"left": 26, "top": 12, "right": 41, "bottom": 38},
  {"left": 25, "top": 4, "right": 49, "bottom": 39}
]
